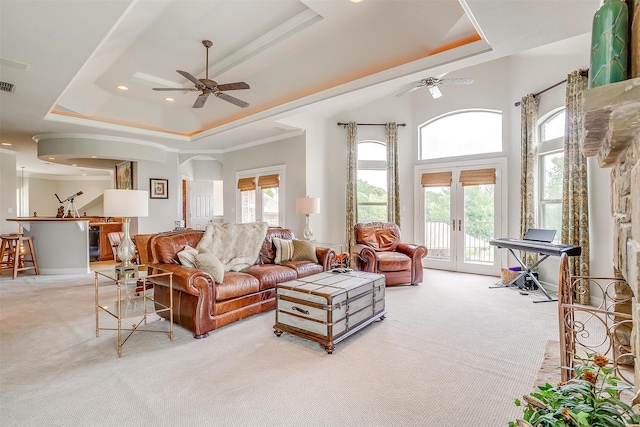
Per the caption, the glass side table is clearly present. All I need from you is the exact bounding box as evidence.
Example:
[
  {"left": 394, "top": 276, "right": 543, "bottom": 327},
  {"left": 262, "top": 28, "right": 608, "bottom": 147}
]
[{"left": 95, "top": 265, "right": 173, "bottom": 356}]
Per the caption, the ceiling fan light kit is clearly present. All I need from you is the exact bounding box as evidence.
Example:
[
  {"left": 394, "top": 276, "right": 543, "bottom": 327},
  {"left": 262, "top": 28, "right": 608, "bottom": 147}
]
[
  {"left": 152, "top": 40, "right": 250, "bottom": 108},
  {"left": 396, "top": 76, "right": 473, "bottom": 99}
]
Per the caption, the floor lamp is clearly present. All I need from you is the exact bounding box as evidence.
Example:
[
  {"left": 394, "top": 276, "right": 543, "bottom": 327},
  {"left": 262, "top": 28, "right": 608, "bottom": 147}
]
[
  {"left": 104, "top": 189, "right": 149, "bottom": 275},
  {"left": 296, "top": 197, "right": 320, "bottom": 240}
]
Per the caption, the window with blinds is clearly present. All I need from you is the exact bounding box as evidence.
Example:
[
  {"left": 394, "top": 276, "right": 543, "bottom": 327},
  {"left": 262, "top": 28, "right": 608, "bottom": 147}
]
[
  {"left": 237, "top": 170, "right": 283, "bottom": 226},
  {"left": 458, "top": 168, "right": 496, "bottom": 186}
]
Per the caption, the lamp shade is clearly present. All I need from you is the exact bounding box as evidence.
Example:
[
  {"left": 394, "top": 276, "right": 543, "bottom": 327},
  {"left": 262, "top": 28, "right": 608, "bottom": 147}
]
[
  {"left": 296, "top": 197, "right": 320, "bottom": 215},
  {"left": 103, "top": 189, "right": 149, "bottom": 217}
]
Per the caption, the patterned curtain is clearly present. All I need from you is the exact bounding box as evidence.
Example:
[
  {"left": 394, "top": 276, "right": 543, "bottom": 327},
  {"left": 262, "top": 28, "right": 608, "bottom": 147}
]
[
  {"left": 520, "top": 93, "right": 539, "bottom": 267},
  {"left": 386, "top": 122, "right": 400, "bottom": 227},
  {"left": 562, "top": 70, "right": 590, "bottom": 304},
  {"left": 345, "top": 122, "right": 358, "bottom": 257}
]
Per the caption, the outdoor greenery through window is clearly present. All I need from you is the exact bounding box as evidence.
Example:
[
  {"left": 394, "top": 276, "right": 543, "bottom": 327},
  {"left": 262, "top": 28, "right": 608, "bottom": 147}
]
[
  {"left": 357, "top": 141, "right": 387, "bottom": 222},
  {"left": 538, "top": 109, "right": 565, "bottom": 243},
  {"left": 419, "top": 110, "right": 502, "bottom": 160}
]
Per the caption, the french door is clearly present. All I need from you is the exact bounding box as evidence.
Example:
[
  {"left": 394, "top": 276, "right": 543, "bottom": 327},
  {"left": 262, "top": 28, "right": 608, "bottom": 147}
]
[{"left": 416, "top": 159, "right": 506, "bottom": 275}]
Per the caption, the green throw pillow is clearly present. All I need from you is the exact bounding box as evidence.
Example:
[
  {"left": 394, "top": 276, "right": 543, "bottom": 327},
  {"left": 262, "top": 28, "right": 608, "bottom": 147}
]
[
  {"left": 292, "top": 239, "right": 318, "bottom": 263},
  {"left": 273, "top": 237, "right": 294, "bottom": 264},
  {"left": 194, "top": 252, "right": 224, "bottom": 283}
]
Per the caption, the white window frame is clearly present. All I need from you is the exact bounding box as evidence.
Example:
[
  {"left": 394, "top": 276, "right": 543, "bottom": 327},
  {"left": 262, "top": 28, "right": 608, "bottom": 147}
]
[
  {"left": 537, "top": 108, "right": 565, "bottom": 243},
  {"left": 357, "top": 140, "right": 387, "bottom": 222},
  {"left": 418, "top": 109, "right": 503, "bottom": 161},
  {"left": 236, "top": 164, "right": 286, "bottom": 226}
]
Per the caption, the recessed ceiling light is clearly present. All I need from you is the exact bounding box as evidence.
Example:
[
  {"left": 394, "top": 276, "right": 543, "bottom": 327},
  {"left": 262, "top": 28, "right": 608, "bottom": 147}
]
[
  {"left": 116, "top": 85, "right": 128, "bottom": 91},
  {"left": 48, "top": 157, "right": 55, "bottom": 160},
  {"left": 91, "top": 155, "right": 97, "bottom": 158},
  {"left": 351, "top": 0, "right": 362, "bottom": 3},
  {"left": 81, "top": 173, "right": 87, "bottom": 176},
  {"left": 165, "top": 97, "right": 175, "bottom": 102},
  {"left": 71, "top": 163, "right": 77, "bottom": 167},
  {"left": 1, "top": 142, "right": 11, "bottom": 146}
]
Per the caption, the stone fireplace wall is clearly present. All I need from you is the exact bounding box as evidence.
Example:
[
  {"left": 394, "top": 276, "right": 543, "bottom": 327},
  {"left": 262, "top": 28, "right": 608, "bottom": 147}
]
[{"left": 581, "top": 77, "right": 640, "bottom": 386}]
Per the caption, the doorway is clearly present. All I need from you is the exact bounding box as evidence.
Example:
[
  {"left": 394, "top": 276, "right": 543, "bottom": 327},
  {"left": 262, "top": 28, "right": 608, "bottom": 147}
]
[{"left": 416, "top": 158, "right": 506, "bottom": 275}]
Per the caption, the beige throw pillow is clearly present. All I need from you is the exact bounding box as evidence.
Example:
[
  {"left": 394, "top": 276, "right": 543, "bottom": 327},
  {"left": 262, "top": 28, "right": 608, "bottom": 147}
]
[
  {"left": 292, "top": 239, "right": 318, "bottom": 263},
  {"left": 273, "top": 237, "right": 295, "bottom": 264},
  {"left": 194, "top": 252, "right": 224, "bottom": 283},
  {"left": 177, "top": 245, "right": 199, "bottom": 267}
]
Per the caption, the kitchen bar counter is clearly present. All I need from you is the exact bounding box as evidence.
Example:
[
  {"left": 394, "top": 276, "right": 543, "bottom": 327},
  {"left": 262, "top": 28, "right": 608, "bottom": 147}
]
[{"left": 6, "top": 217, "right": 90, "bottom": 274}]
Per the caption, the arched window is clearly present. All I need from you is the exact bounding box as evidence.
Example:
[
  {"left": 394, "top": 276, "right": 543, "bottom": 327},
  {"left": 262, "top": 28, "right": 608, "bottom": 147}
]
[
  {"left": 419, "top": 110, "right": 502, "bottom": 160},
  {"left": 357, "top": 140, "right": 387, "bottom": 221},
  {"left": 537, "top": 108, "right": 565, "bottom": 242}
]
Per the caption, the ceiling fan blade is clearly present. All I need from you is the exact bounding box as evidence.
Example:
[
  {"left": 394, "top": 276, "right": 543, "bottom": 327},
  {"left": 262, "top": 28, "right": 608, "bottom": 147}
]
[
  {"left": 215, "top": 92, "right": 249, "bottom": 108},
  {"left": 193, "top": 92, "right": 210, "bottom": 108},
  {"left": 428, "top": 85, "right": 443, "bottom": 99},
  {"left": 396, "top": 85, "right": 424, "bottom": 97},
  {"left": 216, "top": 82, "right": 250, "bottom": 91},
  {"left": 177, "top": 70, "right": 203, "bottom": 88},
  {"left": 152, "top": 87, "right": 197, "bottom": 91},
  {"left": 438, "top": 78, "right": 474, "bottom": 85}
]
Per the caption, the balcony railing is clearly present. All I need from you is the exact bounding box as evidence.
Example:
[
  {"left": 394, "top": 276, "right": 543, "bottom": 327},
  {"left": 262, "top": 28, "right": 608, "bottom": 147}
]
[{"left": 424, "top": 220, "right": 494, "bottom": 264}]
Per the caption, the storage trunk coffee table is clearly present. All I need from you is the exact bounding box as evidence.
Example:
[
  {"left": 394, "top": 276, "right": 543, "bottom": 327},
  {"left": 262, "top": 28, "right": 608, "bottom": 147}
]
[{"left": 274, "top": 270, "right": 386, "bottom": 353}]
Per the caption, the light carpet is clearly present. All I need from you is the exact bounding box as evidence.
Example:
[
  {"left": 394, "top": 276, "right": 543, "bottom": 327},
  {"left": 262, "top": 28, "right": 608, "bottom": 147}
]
[{"left": 0, "top": 269, "right": 560, "bottom": 426}]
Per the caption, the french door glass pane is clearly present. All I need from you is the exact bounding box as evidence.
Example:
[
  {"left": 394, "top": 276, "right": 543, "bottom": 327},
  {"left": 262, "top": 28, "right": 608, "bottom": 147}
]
[
  {"left": 463, "top": 184, "right": 494, "bottom": 265},
  {"left": 262, "top": 187, "right": 279, "bottom": 226},
  {"left": 424, "top": 186, "right": 451, "bottom": 260},
  {"left": 241, "top": 190, "right": 256, "bottom": 223}
]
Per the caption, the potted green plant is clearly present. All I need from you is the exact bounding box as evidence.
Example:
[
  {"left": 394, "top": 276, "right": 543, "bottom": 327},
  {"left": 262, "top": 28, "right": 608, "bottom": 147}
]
[{"left": 509, "top": 353, "right": 640, "bottom": 427}]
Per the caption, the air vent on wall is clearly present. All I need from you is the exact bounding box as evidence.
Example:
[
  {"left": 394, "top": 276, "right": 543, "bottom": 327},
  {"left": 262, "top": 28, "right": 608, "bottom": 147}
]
[{"left": 0, "top": 81, "right": 16, "bottom": 93}]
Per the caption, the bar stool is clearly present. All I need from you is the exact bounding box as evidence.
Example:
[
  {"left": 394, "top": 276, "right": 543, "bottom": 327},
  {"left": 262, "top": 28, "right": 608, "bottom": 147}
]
[{"left": 0, "top": 234, "right": 40, "bottom": 279}]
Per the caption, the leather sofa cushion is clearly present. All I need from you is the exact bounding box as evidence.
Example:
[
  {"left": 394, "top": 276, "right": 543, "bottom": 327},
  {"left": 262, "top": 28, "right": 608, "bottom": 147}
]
[
  {"left": 281, "top": 260, "right": 323, "bottom": 278},
  {"left": 376, "top": 228, "right": 398, "bottom": 251},
  {"left": 357, "top": 227, "right": 379, "bottom": 249},
  {"left": 242, "top": 264, "right": 297, "bottom": 290},
  {"left": 215, "top": 272, "right": 260, "bottom": 301},
  {"left": 355, "top": 224, "right": 400, "bottom": 252},
  {"left": 153, "top": 231, "right": 204, "bottom": 264},
  {"left": 376, "top": 251, "right": 411, "bottom": 272},
  {"left": 259, "top": 228, "right": 294, "bottom": 264}
]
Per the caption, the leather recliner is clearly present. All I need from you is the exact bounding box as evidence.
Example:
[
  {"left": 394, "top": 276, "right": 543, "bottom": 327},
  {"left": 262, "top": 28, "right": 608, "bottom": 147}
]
[{"left": 352, "top": 222, "right": 428, "bottom": 286}]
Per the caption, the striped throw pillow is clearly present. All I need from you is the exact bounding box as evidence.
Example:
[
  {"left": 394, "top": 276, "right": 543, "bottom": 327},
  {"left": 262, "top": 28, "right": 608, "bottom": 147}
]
[{"left": 273, "top": 237, "right": 295, "bottom": 264}]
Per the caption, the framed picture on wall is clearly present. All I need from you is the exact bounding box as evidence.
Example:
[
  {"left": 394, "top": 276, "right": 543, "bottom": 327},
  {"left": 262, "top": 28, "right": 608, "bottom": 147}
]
[
  {"left": 150, "top": 178, "right": 168, "bottom": 199},
  {"left": 115, "top": 161, "right": 133, "bottom": 190}
]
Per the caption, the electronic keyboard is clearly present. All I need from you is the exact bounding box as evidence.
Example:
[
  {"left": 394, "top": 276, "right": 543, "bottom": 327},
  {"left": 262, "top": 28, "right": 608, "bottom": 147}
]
[{"left": 489, "top": 238, "right": 581, "bottom": 257}]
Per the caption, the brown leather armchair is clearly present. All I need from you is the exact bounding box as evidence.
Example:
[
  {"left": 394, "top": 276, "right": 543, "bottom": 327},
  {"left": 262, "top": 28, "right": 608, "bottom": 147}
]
[{"left": 352, "top": 222, "right": 428, "bottom": 286}]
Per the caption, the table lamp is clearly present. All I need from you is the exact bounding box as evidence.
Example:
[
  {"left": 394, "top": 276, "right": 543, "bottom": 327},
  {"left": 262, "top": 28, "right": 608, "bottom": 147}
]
[
  {"left": 296, "top": 197, "right": 320, "bottom": 240},
  {"left": 104, "top": 189, "right": 149, "bottom": 275}
]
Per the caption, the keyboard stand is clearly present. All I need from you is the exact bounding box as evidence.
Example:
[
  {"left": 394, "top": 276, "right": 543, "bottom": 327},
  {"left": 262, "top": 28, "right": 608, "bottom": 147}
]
[{"left": 491, "top": 247, "right": 557, "bottom": 303}]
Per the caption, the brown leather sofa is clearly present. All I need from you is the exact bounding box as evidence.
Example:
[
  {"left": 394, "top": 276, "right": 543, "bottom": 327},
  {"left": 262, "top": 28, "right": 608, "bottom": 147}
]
[
  {"left": 146, "top": 228, "right": 335, "bottom": 338},
  {"left": 351, "top": 222, "right": 427, "bottom": 286}
]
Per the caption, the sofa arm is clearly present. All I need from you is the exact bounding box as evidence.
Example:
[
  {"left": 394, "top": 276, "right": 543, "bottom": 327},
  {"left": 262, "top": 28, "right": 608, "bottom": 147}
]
[
  {"left": 351, "top": 243, "right": 377, "bottom": 272},
  {"left": 147, "top": 262, "right": 215, "bottom": 297},
  {"left": 396, "top": 243, "right": 428, "bottom": 284},
  {"left": 315, "top": 246, "right": 336, "bottom": 271}
]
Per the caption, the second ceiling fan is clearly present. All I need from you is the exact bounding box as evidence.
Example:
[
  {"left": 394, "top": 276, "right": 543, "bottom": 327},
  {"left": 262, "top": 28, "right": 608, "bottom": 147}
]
[
  {"left": 153, "top": 40, "right": 250, "bottom": 109},
  {"left": 396, "top": 76, "right": 473, "bottom": 99}
]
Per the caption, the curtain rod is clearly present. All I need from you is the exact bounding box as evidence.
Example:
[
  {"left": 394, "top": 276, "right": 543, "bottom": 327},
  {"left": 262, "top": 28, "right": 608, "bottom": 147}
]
[
  {"left": 337, "top": 122, "right": 407, "bottom": 128},
  {"left": 514, "top": 69, "right": 589, "bottom": 107}
]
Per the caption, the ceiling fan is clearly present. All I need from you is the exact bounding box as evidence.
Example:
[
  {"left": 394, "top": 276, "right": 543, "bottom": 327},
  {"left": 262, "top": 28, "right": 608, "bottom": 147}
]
[
  {"left": 152, "top": 40, "right": 250, "bottom": 109},
  {"left": 396, "top": 76, "right": 473, "bottom": 99}
]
